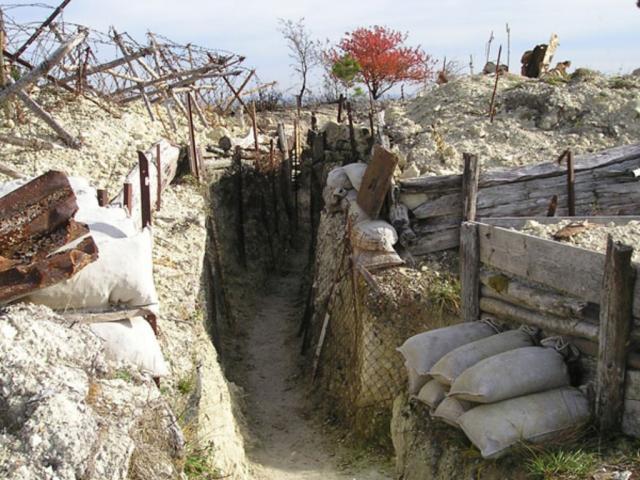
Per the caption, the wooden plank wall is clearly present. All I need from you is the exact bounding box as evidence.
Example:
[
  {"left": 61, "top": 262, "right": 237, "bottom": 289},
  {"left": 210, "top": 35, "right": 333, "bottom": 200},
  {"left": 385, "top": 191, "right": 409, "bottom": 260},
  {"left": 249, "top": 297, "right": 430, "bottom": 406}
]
[
  {"left": 473, "top": 222, "right": 640, "bottom": 437},
  {"left": 401, "top": 144, "right": 640, "bottom": 256}
]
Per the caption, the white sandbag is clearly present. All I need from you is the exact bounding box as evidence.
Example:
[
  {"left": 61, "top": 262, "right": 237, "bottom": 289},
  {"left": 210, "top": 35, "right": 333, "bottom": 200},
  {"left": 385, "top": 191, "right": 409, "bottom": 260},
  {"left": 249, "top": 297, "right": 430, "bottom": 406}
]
[
  {"left": 26, "top": 228, "right": 159, "bottom": 314},
  {"left": 459, "top": 387, "right": 590, "bottom": 459},
  {"left": 406, "top": 363, "right": 429, "bottom": 395},
  {"left": 432, "top": 397, "right": 473, "bottom": 428},
  {"left": 326, "top": 166, "right": 352, "bottom": 190},
  {"left": 90, "top": 317, "right": 169, "bottom": 377},
  {"left": 449, "top": 346, "right": 570, "bottom": 403},
  {"left": 347, "top": 198, "right": 371, "bottom": 225},
  {"left": 398, "top": 322, "right": 497, "bottom": 376},
  {"left": 77, "top": 205, "right": 138, "bottom": 242},
  {"left": 343, "top": 162, "right": 368, "bottom": 191},
  {"left": 415, "top": 379, "right": 448, "bottom": 409},
  {"left": 430, "top": 329, "right": 534, "bottom": 386},
  {"left": 351, "top": 220, "right": 398, "bottom": 252},
  {"left": 352, "top": 248, "right": 404, "bottom": 271}
]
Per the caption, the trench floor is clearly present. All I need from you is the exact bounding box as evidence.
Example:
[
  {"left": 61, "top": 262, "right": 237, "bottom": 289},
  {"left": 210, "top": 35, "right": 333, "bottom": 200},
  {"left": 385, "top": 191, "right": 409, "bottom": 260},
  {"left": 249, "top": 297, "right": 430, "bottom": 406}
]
[{"left": 238, "top": 260, "right": 390, "bottom": 479}]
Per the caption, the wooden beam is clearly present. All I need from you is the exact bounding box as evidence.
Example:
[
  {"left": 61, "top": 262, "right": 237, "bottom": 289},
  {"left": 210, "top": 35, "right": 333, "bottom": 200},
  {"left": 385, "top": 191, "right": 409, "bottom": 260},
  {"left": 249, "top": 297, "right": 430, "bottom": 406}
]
[
  {"left": 138, "top": 151, "right": 152, "bottom": 228},
  {"left": 56, "top": 47, "right": 152, "bottom": 84},
  {"left": 596, "top": 236, "right": 635, "bottom": 433},
  {"left": 460, "top": 222, "right": 480, "bottom": 322},
  {"left": 13, "top": 0, "right": 73, "bottom": 59}
]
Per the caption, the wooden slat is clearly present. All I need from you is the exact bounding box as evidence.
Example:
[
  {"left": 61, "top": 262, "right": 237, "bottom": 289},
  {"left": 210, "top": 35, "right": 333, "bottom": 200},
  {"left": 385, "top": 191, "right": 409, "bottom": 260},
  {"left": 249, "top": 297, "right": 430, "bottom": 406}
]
[{"left": 623, "top": 399, "right": 640, "bottom": 437}]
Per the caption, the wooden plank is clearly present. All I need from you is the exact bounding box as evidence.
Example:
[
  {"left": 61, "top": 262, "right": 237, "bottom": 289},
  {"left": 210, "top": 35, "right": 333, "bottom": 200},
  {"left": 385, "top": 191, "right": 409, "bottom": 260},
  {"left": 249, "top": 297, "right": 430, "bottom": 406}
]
[
  {"left": 408, "top": 227, "right": 460, "bottom": 256},
  {"left": 626, "top": 370, "right": 640, "bottom": 401},
  {"left": 138, "top": 151, "right": 152, "bottom": 228},
  {"left": 356, "top": 145, "right": 398, "bottom": 218},
  {"left": 412, "top": 192, "right": 462, "bottom": 219},
  {"left": 596, "top": 237, "right": 635, "bottom": 432},
  {"left": 460, "top": 222, "right": 480, "bottom": 322},
  {"left": 478, "top": 223, "right": 606, "bottom": 305}
]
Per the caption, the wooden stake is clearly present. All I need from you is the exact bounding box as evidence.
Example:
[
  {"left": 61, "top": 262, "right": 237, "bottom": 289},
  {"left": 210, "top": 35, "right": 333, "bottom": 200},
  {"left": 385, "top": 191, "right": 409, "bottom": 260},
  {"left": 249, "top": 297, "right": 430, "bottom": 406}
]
[
  {"left": 337, "top": 94, "right": 344, "bottom": 123},
  {"left": 123, "top": 182, "right": 132, "bottom": 216},
  {"left": 186, "top": 92, "right": 200, "bottom": 181},
  {"left": 462, "top": 153, "right": 480, "bottom": 221},
  {"left": 97, "top": 189, "right": 108, "bottom": 207},
  {"left": 346, "top": 101, "right": 358, "bottom": 163},
  {"left": 156, "top": 143, "right": 162, "bottom": 211},
  {"left": 596, "top": 236, "right": 635, "bottom": 433}
]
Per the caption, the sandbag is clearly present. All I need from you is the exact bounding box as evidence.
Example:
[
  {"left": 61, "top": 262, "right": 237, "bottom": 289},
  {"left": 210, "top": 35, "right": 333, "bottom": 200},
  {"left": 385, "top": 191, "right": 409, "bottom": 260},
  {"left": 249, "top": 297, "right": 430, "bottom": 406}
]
[
  {"left": 406, "top": 363, "right": 429, "bottom": 395},
  {"left": 430, "top": 329, "right": 534, "bottom": 386},
  {"left": 352, "top": 248, "right": 404, "bottom": 271},
  {"left": 351, "top": 220, "right": 398, "bottom": 252},
  {"left": 90, "top": 317, "right": 169, "bottom": 377},
  {"left": 449, "top": 346, "right": 569, "bottom": 403},
  {"left": 398, "top": 322, "right": 497, "bottom": 376},
  {"left": 459, "top": 387, "right": 590, "bottom": 459},
  {"left": 326, "top": 166, "right": 351, "bottom": 190},
  {"left": 343, "top": 162, "right": 367, "bottom": 191},
  {"left": 347, "top": 198, "right": 371, "bottom": 225},
  {"left": 415, "top": 379, "right": 448, "bottom": 409},
  {"left": 26, "top": 228, "right": 159, "bottom": 314},
  {"left": 432, "top": 397, "right": 473, "bottom": 428}
]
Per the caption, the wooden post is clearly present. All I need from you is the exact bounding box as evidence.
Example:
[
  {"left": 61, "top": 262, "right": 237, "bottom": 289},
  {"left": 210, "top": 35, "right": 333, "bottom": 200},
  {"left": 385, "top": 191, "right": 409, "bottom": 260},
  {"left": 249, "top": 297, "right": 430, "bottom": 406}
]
[
  {"left": 233, "top": 146, "right": 247, "bottom": 269},
  {"left": 97, "top": 189, "right": 108, "bottom": 207},
  {"left": 250, "top": 101, "right": 259, "bottom": 167},
  {"left": 346, "top": 101, "right": 358, "bottom": 163},
  {"left": 138, "top": 151, "right": 152, "bottom": 228},
  {"left": 462, "top": 153, "right": 480, "bottom": 222},
  {"left": 155, "top": 143, "right": 162, "bottom": 211},
  {"left": 595, "top": 236, "right": 635, "bottom": 433},
  {"left": 123, "top": 182, "right": 132, "bottom": 216},
  {"left": 460, "top": 222, "right": 480, "bottom": 322},
  {"left": 186, "top": 92, "right": 200, "bottom": 181},
  {"left": 337, "top": 94, "right": 344, "bottom": 123}
]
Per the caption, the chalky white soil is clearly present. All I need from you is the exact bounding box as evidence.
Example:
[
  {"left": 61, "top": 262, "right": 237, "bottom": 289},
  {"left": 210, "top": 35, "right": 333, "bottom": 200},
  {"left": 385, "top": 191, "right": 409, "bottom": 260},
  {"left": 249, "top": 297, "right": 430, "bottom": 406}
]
[{"left": 386, "top": 72, "right": 640, "bottom": 177}]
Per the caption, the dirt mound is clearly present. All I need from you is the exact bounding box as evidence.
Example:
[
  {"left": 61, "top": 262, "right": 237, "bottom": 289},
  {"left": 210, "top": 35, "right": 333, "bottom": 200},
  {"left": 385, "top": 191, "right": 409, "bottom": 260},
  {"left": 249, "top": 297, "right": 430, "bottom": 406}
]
[{"left": 386, "top": 73, "right": 640, "bottom": 176}]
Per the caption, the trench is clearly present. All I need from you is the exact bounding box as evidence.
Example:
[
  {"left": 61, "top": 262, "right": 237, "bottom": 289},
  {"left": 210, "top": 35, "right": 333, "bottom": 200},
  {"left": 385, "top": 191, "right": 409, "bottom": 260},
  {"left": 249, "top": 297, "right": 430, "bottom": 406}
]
[{"left": 202, "top": 156, "right": 389, "bottom": 479}]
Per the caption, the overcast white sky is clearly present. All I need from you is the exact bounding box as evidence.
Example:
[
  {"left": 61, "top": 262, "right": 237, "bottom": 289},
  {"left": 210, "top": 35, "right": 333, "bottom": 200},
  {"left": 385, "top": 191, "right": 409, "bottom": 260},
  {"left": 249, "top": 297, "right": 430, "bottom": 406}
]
[{"left": 5, "top": 1, "right": 640, "bottom": 96}]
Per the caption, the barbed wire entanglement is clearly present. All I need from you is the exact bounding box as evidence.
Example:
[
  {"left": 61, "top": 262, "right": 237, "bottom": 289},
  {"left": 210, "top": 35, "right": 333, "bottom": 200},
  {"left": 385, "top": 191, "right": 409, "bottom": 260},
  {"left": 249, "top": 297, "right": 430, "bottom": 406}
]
[{"left": 0, "top": 2, "right": 273, "bottom": 125}]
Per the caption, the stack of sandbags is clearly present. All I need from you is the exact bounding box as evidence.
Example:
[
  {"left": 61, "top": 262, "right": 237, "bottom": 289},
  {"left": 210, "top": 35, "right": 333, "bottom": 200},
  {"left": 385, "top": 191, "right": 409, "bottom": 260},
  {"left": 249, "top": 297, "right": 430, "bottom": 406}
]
[
  {"left": 1, "top": 175, "right": 168, "bottom": 378},
  {"left": 324, "top": 165, "right": 403, "bottom": 270},
  {"left": 409, "top": 324, "right": 590, "bottom": 458},
  {"left": 397, "top": 321, "right": 499, "bottom": 396}
]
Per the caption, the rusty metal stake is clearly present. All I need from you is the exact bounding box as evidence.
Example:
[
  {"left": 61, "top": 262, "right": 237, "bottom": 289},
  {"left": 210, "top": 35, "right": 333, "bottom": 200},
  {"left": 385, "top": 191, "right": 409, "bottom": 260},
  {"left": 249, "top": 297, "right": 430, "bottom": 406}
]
[
  {"left": 97, "top": 189, "right": 108, "bottom": 207},
  {"left": 557, "top": 149, "right": 576, "bottom": 216},
  {"left": 123, "top": 182, "right": 132, "bottom": 216},
  {"left": 547, "top": 195, "right": 558, "bottom": 217},
  {"left": 489, "top": 45, "right": 503, "bottom": 123},
  {"left": 138, "top": 151, "right": 152, "bottom": 228}
]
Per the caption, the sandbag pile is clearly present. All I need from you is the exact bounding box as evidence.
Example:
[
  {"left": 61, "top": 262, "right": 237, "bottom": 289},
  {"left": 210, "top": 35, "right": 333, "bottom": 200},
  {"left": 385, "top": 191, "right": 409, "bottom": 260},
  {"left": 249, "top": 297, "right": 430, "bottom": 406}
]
[
  {"left": 0, "top": 175, "right": 168, "bottom": 378},
  {"left": 324, "top": 165, "right": 403, "bottom": 270},
  {"left": 398, "top": 323, "right": 590, "bottom": 458}
]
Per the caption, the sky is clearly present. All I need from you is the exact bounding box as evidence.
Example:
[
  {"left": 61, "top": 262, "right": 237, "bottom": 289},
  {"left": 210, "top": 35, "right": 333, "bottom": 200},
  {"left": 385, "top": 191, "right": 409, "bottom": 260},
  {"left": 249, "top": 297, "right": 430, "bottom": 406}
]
[{"left": 4, "top": 0, "right": 640, "bottom": 97}]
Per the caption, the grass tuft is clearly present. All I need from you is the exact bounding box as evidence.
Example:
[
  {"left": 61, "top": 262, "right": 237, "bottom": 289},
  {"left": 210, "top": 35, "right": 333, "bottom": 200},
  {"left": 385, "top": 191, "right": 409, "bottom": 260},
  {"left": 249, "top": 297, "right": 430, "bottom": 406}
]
[{"left": 526, "top": 449, "right": 599, "bottom": 479}]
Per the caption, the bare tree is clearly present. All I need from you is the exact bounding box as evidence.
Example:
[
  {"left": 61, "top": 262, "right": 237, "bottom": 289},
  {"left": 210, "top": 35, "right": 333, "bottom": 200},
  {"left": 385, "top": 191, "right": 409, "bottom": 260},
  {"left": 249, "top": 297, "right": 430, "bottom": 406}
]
[{"left": 278, "top": 18, "right": 318, "bottom": 106}]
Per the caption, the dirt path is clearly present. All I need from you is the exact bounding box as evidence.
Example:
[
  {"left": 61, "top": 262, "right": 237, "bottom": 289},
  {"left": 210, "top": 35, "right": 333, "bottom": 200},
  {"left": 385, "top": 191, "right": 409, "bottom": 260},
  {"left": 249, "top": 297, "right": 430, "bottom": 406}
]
[{"left": 240, "top": 265, "right": 390, "bottom": 480}]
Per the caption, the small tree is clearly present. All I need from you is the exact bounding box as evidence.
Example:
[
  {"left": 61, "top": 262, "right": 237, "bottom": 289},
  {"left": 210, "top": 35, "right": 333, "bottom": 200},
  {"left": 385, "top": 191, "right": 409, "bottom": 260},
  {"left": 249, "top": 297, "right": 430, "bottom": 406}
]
[
  {"left": 278, "top": 18, "right": 318, "bottom": 105},
  {"left": 330, "top": 26, "right": 434, "bottom": 100},
  {"left": 331, "top": 54, "right": 361, "bottom": 91}
]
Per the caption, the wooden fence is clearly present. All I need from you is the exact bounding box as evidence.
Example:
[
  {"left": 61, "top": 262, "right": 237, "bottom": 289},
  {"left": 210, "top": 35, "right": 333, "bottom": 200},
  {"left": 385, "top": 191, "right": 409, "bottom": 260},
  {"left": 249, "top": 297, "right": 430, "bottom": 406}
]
[
  {"left": 400, "top": 143, "right": 640, "bottom": 256},
  {"left": 460, "top": 217, "right": 640, "bottom": 435}
]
